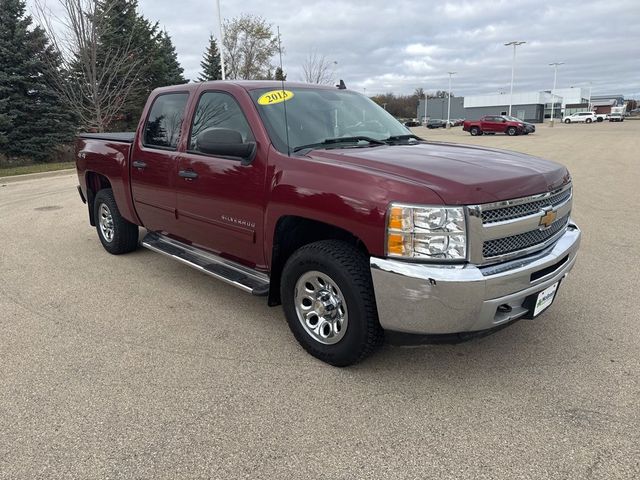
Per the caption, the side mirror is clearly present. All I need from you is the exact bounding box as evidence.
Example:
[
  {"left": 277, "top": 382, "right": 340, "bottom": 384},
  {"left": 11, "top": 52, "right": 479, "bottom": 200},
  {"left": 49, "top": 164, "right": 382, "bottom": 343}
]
[{"left": 196, "top": 128, "right": 256, "bottom": 164}]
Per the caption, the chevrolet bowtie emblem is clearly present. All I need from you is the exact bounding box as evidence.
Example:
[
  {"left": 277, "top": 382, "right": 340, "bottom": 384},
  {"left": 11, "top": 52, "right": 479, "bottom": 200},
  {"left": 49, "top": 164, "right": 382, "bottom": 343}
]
[{"left": 539, "top": 208, "right": 557, "bottom": 229}]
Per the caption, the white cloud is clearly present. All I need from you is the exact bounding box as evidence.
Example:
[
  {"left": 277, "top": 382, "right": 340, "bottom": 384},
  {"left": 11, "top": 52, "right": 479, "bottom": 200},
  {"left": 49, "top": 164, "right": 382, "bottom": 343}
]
[{"left": 28, "top": 0, "right": 640, "bottom": 98}]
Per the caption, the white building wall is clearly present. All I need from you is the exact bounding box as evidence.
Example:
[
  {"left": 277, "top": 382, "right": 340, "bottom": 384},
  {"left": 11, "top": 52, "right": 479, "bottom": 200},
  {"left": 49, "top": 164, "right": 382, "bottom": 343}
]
[
  {"left": 464, "top": 91, "right": 557, "bottom": 108},
  {"left": 551, "top": 87, "right": 588, "bottom": 107}
]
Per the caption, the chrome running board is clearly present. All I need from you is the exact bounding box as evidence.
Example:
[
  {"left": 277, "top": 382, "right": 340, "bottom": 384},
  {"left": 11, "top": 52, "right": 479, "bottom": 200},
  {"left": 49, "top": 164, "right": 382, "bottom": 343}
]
[{"left": 141, "top": 232, "right": 270, "bottom": 296}]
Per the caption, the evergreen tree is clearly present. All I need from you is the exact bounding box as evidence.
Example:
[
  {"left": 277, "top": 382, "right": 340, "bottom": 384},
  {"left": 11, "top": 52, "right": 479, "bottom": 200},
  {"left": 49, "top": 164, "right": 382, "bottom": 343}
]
[
  {"left": 0, "top": 0, "right": 76, "bottom": 161},
  {"left": 198, "top": 34, "right": 223, "bottom": 82},
  {"left": 97, "top": 0, "right": 186, "bottom": 130},
  {"left": 275, "top": 67, "right": 286, "bottom": 81},
  {"left": 158, "top": 31, "right": 187, "bottom": 86}
]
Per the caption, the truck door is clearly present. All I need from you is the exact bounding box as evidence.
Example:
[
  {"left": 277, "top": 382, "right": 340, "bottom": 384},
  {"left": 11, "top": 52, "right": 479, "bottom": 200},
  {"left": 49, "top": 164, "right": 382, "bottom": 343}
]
[
  {"left": 174, "top": 90, "right": 266, "bottom": 268},
  {"left": 130, "top": 92, "right": 190, "bottom": 234},
  {"left": 482, "top": 116, "right": 498, "bottom": 132}
]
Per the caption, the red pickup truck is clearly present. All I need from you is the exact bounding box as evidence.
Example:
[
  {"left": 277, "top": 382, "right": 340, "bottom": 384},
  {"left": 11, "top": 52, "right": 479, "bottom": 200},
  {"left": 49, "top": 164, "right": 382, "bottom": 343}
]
[
  {"left": 463, "top": 115, "right": 526, "bottom": 136},
  {"left": 75, "top": 81, "right": 581, "bottom": 366}
]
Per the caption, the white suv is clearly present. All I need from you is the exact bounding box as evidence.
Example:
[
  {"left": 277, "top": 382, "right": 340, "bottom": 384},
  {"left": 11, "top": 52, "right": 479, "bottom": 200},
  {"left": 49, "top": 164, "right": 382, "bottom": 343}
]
[{"left": 563, "top": 112, "right": 597, "bottom": 124}]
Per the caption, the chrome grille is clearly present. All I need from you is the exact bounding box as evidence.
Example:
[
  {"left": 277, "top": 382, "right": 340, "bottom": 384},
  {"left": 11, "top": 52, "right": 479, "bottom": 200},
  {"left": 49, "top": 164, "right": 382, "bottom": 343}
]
[
  {"left": 482, "top": 187, "right": 572, "bottom": 224},
  {"left": 483, "top": 214, "right": 569, "bottom": 258}
]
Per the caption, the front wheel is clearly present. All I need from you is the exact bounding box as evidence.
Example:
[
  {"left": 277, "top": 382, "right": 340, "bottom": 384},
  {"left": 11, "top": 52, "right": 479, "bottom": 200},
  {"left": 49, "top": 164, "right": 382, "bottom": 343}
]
[
  {"left": 507, "top": 126, "right": 518, "bottom": 136},
  {"left": 280, "top": 240, "right": 383, "bottom": 366},
  {"left": 94, "top": 189, "right": 139, "bottom": 254},
  {"left": 586, "top": 118, "right": 592, "bottom": 123},
  {"left": 470, "top": 126, "right": 481, "bottom": 136},
  {"left": 564, "top": 119, "right": 571, "bottom": 124}
]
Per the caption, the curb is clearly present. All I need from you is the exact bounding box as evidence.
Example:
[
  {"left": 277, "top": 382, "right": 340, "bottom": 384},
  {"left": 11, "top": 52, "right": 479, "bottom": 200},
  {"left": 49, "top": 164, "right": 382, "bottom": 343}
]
[{"left": 0, "top": 168, "right": 76, "bottom": 184}]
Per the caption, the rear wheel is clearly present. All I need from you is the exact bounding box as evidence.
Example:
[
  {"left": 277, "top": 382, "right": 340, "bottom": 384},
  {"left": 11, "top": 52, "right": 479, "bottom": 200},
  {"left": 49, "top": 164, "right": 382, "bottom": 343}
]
[
  {"left": 280, "top": 240, "right": 383, "bottom": 366},
  {"left": 470, "top": 126, "right": 481, "bottom": 136},
  {"left": 507, "top": 126, "right": 518, "bottom": 136},
  {"left": 94, "top": 189, "right": 139, "bottom": 255}
]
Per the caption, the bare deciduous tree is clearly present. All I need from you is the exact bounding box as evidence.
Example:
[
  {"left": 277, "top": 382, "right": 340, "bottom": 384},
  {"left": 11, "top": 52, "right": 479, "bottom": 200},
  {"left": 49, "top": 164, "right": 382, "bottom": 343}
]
[
  {"left": 35, "top": 0, "right": 142, "bottom": 131},
  {"left": 223, "top": 14, "right": 279, "bottom": 80},
  {"left": 302, "top": 51, "right": 335, "bottom": 85}
]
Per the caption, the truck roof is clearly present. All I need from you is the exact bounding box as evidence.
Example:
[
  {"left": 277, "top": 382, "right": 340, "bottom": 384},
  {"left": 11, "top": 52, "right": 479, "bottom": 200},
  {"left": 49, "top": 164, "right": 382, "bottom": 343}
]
[{"left": 152, "top": 80, "right": 338, "bottom": 95}]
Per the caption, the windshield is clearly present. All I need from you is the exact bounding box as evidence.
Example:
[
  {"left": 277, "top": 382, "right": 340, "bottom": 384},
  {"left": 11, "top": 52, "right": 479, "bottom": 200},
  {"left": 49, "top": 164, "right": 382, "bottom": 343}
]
[
  {"left": 249, "top": 87, "right": 412, "bottom": 154},
  {"left": 503, "top": 115, "right": 523, "bottom": 122}
]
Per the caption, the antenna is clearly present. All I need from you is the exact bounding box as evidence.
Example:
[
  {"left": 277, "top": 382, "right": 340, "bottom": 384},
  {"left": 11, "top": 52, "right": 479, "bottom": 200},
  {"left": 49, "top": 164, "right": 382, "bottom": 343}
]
[{"left": 277, "top": 26, "right": 291, "bottom": 156}]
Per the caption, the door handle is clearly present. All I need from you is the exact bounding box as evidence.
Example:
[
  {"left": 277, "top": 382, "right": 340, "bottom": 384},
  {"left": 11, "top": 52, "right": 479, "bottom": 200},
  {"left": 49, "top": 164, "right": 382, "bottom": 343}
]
[
  {"left": 132, "top": 160, "right": 147, "bottom": 169},
  {"left": 178, "top": 169, "right": 198, "bottom": 180}
]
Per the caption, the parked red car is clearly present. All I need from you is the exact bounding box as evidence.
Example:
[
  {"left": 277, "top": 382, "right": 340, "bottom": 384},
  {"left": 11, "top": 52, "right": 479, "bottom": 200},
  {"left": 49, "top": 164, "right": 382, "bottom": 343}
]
[
  {"left": 75, "top": 81, "right": 580, "bottom": 366},
  {"left": 463, "top": 115, "right": 526, "bottom": 136}
]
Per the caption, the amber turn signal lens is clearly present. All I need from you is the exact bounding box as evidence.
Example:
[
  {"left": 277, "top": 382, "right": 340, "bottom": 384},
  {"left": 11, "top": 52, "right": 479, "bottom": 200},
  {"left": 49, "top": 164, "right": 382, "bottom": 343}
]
[
  {"left": 387, "top": 233, "right": 406, "bottom": 255},
  {"left": 388, "top": 206, "right": 405, "bottom": 230}
]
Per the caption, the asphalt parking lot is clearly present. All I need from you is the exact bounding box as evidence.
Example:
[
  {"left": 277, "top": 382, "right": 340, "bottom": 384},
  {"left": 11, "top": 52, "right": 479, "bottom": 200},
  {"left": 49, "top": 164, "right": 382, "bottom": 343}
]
[{"left": 1, "top": 120, "right": 639, "bottom": 479}]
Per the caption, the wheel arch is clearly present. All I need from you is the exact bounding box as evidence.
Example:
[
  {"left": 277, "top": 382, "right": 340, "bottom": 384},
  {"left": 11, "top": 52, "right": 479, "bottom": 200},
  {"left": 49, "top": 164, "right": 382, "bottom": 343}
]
[
  {"left": 85, "top": 171, "right": 112, "bottom": 226},
  {"left": 267, "top": 215, "right": 369, "bottom": 306}
]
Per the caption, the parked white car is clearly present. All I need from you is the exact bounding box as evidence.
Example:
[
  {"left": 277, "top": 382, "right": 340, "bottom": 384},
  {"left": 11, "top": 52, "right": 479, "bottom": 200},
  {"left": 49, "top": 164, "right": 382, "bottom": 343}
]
[
  {"left": 563, "top": 112, "right": 597, "bottom": 124},
  {"left": 609, "top": 113, "right": 625, "bottom": 122}
]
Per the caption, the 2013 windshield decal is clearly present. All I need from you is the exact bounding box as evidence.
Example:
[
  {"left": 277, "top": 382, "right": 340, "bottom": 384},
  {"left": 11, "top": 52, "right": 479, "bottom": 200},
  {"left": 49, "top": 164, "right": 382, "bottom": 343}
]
[{"left": 257, "top": 90, "right": 294, "bottom": 106}]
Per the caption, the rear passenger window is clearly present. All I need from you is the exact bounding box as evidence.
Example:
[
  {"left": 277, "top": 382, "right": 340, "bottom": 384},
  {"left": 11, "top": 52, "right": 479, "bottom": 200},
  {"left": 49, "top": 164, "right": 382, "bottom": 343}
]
[
  {"left": 189, "top": 92, "right": 254, "bottom": 152},
  {"left": 143, "top": 93, "right": 189, "bottom": 149}
]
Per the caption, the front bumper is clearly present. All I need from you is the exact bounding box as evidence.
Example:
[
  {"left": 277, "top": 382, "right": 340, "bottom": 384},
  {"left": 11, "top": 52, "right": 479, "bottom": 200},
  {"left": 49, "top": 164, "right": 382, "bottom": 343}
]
[{"left": 370, "top": 221, "right": 581, "bottom": 334}]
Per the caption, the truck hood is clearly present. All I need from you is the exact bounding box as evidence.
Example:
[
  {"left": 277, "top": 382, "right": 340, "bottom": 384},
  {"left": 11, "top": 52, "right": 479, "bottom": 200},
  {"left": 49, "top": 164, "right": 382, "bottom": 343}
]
[{"left": 307, "top": 142, "right": 570, "bottom": 205}]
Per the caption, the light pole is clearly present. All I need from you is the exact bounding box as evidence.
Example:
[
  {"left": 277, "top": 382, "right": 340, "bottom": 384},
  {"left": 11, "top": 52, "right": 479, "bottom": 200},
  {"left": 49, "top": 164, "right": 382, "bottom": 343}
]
[
  {"left": 216, "top": 0, "right": 226, "bottom": 80},
  {"left": 423, "top": 92, "right": 428, "bottom": 124},
  {"left": 587, "top": 82, "right": 592, "bottom": 111},
  {"left": 504, "top": 41, "right": 526, "bottom": 116},
  {"left": 446, "top": 72, "right": 456, "bottom": 128},
  {"left": 549, "top": 62, "right": 564, "bottom": 126}
]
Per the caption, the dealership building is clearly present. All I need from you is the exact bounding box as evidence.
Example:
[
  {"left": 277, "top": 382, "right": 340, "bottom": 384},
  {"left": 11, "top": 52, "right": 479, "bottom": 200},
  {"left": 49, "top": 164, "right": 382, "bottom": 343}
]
[
  {"left": 417, "top": 97, "right": 465, "bottom": 122},
  {"left": 550, "top": 87, "right": 590, "bottom": 116},
  {"left": 417, "top": 91, "right": 561, "bottom": 123},
  {"left": 416, "top": 90, "right": 627, "bottom": 123}
]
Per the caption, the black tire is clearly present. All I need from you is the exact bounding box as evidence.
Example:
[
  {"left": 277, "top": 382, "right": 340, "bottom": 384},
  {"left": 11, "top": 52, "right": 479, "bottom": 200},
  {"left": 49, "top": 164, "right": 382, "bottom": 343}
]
[
  {"left": 597, "top": 117, "right": 603, "bottom": 122},
  {"left": 507, "top": 126, "right": 518, "bottom": 136},
  {"left": 94, "top": 189, "right": 139, "bottom": 255},
  {"left": 564, "top": 119, "right": 571, "bottom": 124},
  {"left": 470, "top": 126, "right": 481, "bottom": 136},
  {"left": 280, "top": 240, "right": 383, "bottom": 366},
  {"left": 586, "top": 118, "right": 592, "bottom": 123}
]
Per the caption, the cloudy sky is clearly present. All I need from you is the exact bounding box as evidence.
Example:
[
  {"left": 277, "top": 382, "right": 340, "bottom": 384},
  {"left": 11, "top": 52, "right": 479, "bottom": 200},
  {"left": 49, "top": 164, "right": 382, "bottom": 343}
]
[{"left": 32, "top": 0, "right": 640, "bottom": 98}]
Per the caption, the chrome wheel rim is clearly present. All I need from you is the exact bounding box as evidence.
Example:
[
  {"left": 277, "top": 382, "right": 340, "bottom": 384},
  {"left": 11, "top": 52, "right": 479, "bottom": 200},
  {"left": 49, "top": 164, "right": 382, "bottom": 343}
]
[
  {"left": 294, "top": 271, "right": 348, "bottom": 345},
  {"left": 99, "top": 203, "right": 114, "bottom": 242}
]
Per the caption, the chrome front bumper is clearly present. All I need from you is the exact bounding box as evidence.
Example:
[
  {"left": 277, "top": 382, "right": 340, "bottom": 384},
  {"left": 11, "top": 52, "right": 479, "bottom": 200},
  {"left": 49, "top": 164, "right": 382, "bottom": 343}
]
[{"left": 370, "top": 222, "right": 581, "bottom": 334}]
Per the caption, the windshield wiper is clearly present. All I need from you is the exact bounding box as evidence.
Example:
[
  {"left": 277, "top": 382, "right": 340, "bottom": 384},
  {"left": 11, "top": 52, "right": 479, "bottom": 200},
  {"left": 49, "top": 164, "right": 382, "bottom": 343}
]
[
  {"left": 382, "top": 134, "right": 423, "bottom": 144},
  {"left": 293, "top": 136, "right": 386, "bottom": 153}
]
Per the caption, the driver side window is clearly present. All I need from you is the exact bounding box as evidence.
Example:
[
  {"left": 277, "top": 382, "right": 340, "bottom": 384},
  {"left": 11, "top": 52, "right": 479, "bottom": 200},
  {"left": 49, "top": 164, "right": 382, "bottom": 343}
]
[{"left": 189, "top": 92, "right": 254, "bottom": 153}]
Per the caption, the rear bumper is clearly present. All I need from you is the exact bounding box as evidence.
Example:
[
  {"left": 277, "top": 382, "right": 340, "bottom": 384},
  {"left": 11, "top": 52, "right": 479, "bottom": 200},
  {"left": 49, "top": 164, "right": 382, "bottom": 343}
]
[{"left": 370, "top": 222, "right": 581, "bottom": 334}]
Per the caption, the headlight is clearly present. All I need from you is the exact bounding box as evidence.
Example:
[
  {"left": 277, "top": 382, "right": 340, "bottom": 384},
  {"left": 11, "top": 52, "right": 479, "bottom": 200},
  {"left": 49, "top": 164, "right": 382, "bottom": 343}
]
[{"left": 386, "top": 204, "right": 467, "bottom": 260}]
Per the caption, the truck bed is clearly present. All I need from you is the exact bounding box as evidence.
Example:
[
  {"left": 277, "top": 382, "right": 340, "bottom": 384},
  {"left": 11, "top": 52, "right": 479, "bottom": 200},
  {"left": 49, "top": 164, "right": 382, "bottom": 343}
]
[{"left": 78, "top": 132, "right": 135, "bottom": 143}]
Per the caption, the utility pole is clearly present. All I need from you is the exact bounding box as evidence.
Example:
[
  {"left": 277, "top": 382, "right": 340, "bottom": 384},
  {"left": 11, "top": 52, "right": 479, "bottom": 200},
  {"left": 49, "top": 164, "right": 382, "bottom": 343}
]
[
  {"left": 549, "top": 62, "right": 564, "bottom": 126},
  {"left": 446, "top": 72, "right": 456, "bottom": 128},
  {"left": 216, "top": 0, "right": 226, "bottom": 80},
  {"left": 504, "top": 41, "right": 526, "bottom": 116},
  {"left": 587, "top": 82, "right": 592, "bottom": 111}
]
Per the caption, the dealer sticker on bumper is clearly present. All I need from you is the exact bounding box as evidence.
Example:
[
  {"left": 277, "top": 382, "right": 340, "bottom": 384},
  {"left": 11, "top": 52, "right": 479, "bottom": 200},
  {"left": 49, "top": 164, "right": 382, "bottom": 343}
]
[{"left": 533, "top": 282, "right": 559, "bottom": 317}]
